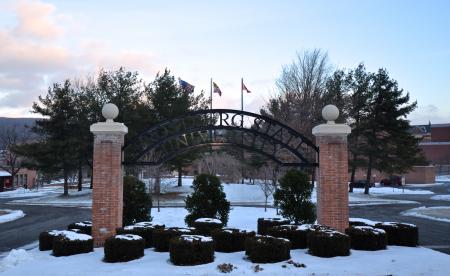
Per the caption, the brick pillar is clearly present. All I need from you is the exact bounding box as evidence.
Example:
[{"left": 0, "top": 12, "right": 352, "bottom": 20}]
[
  {"left": 312, "top": 105, "right": 351, "bottom": 232},
  {"left": 90, "top": 104, "right": 128, "bottom": 247}
]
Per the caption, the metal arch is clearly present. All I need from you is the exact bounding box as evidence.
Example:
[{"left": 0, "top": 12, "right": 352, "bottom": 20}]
[
  {"left": 123, "top": 142, "right": 319, "bottom": 167},
  {"left": 124, "top": 109, "right": 318, "bottom": 151},
  {"left": 128, "top": 125, "right": 312, "bottom": 165}
]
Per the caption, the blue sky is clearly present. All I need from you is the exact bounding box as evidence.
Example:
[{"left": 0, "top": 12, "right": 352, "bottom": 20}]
[{"left": 0, "top": 0, "right": 449, "bottom": 124}]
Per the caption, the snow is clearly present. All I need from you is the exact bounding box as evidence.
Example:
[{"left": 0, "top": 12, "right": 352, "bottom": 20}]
[
  {"left": 0, "top": 209, "right": 25, "bottom": 224},
  {"left": 134, "top": 222, "right": 164, "bottom": 227},
  {"left": 0, "top": 249, "right": 31, "bottom": 272},
  {"left": 352, "top": 186, "right": 434, "bottom": 195},
  {"left": 116, "top": 234, "right": 143, "bottom": 241},
  {"left": 353, "top": 226, "right": 386, "bottom": 235},
  {"left": 73, "top": 221, "right": 92, "bottom": 227},
  {"left": 54, "top": 230, "right": 92, "bottom": 241},
  {"left": 195, "top": 218, "right": 222, "bottom": 224},
  {"left": 436, "top": 175, "right": 450, "bottom": 182},
  {"left": 349, "top": 217, "right": 379, "bottom": 226},
  {"left": 179, "top": 235, "right": 213, "bottom": 243},
  {"left": 402, "top": 206, "right": 450, "bottom": 223},
  {"left": 431, "top": 195, "right": 450, "bottom": 201},
  {"left": 0, "top": 188, "right": 57, "bottom": 199},
  {"left": 0, "top": 171, "right": 11, "bottom": 177}
]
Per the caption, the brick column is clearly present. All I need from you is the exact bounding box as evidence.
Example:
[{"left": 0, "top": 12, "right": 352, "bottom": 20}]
[
  {"left": 312, "top": 105, "right": 351, "bottom": 232},
  {"left": 90, "top": 104, "right": 127, "bottom": 247}
]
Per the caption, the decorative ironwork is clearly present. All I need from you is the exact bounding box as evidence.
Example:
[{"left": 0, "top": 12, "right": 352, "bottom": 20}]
[{"left": 122, "top": 109, "right": 319, "bottom": 167}]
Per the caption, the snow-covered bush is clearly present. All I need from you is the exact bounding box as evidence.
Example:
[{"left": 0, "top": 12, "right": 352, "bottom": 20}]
[
  {"left": 116, "top": 222, "right": 165, "bottom": 248},
  {"left": 67, "top": 221, "right": 92, "bottom": 235},
  {"left": 307, "top": 227, "right": 350, "bottom": 257},
  {"left": 345, "top": 226, "right": 387, "bottom": 250},
  {"left": 268, "top": 224, "right": 316, "bottom": 249},
  {"left": 39, "top": 229, "right": 82, "bottom": 251},
  {"left": 374, "top": 222, "right": 418, "bottom": 247},
  {"left": 169, "top": 235, "right": 215, "bottom": 266},
  {"left": 211, "top": 228, "right": 255, "bottom": 252},
  {"left": 245, "top": 235, "right": 291, "bottom": 263},
  {"left": 257, "top": 217, "right": 290, "bottom": 235},
  {"left": 153, "top": 227, "right": 195, "bottom": 252},
  {"left": 193, "top": 218, "right": 223, "bottom": 236},
  {"left": 104, "top": 234, "right": 145, "bottom": 263},
  {"left": 52, "top": 231, "right": 93, "bottom": 257},
  {"left": 273, "top": 170, "right": 315, "bottom": 224},
  {"left": 184, "top": 174, "right": 230, "bottom": 226},
  {"left": 123, "top": 175, "right": 152, "bottom": 226}
]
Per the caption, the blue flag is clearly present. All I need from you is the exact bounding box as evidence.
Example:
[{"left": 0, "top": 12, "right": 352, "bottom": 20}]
[{"left": 179, "top": 78, "right": 195, "bottom": 93}]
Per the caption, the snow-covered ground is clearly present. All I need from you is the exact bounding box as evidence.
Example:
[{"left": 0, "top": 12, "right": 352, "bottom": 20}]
[
  {"left": 353, "top": 186, "right": 434, "bottom": 195},
  {"left": 1, "top": 207, "right": 450, "bottom": 275},
  {"left": 0, "top": 209, "right": 25, "bottom": 224},
  {"left": 436, "top": 175, "right": 450, "bottom": 182},
  {"left": 402, "top": 206, "right": 450, "bottom": 223},
  {"left": 0, "top": 187, "right": 59, "bottom": 199},
  {"left": 431, "top": 195, "right": 450, "bottom": 202}
]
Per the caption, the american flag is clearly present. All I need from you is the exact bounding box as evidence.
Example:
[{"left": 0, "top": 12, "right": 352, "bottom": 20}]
[{"left": 213, "top": 82, "right": 222, "bottom": 96}]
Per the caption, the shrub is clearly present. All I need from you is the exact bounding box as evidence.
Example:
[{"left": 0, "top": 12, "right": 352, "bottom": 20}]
[
  {"left": 374, "top": 222, "right": 418, "bottom": 247},
  {"left": 345, "top": 226, "right": 387, "bottom": 251},
  {"left": 185, "top": 174, "right": 230, "bottom": 226},
  {"left": 67, "top": 221, "right": 92, "bottom": 235},
  {"left": 123, "top": 175, "right": 152, "bottom": 226},
  {"left": 104, "top": 234, "right": 145, "bottom": 262},
  {"left": 39, "top": 229, "right": 84, "bottom": 251},
  {"left": 273, "top": 170, "right": 315, "bottom": 224},
  {"left": 211, "top": 228, "right": 255, "bottom": 252},
  {"left": 349, "top": 218, "right": 378, "bottom": 227},
  {"left": 116, "top": 222, "right": 165, "bottom": 248},
  {"left": 268, "top": 224, "right": 317, "bottom": 249},
  {"left": 307, "top": 228, "right": 350, "bottom": 257},
  {"left": 170, "top": 235, "right": 215, "bottom": 266},
  {"left": 245, "top": 235, "right": 291, "bottom": 263},
  {"left": 193, "top": 218, "right": 223, "bottom": 236},
  {"left": 257, "top": 218, "right": 290, "bottom": 235},
  {"left": 153, "top": 227, "right": 195, "bottom": 252},
  {"left": 52, "top": 231, "right": 93, "bottom": 257}
]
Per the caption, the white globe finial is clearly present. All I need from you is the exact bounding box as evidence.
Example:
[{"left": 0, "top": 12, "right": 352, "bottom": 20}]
[
  {"left": 322, "top": 104, "right": 339, "bottom": 123},
  {"left": 102, "top": 103, "right": 119, "bottom": 122}
]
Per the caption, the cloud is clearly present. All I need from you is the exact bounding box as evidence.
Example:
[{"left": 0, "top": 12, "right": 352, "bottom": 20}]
[{"left": 408, "top": 104, "right": 450, "bottom": 125}]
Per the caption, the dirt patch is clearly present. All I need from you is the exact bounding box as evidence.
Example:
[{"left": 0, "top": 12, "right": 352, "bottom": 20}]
[{"left": 0, "top": 210, "right": 8, "bottom": 216}]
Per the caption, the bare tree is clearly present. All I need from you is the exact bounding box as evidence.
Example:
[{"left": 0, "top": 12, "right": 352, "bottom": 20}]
[
  {"left": 255, "top": 164, "right": 278, "bottom": 211},
  {"left": 0, "top": 126, "right": 30, "bottom": 188},
  {"left": 261, "top": 49, "right": 331, "bottom": 138},
  {"left": 192, "top": 152, "right": 241, "bottom": 183}
]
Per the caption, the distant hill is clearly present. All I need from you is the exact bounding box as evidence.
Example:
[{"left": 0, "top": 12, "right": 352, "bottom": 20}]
[{"left": 0, "top": 118, "right": 38, "bottom": 144}]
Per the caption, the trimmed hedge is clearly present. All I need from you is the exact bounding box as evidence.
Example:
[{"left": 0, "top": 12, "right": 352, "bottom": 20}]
[
  {"left": 170, "top": 235, "right": 215, "bottom": 266},
  {"left": 307, "top": 228, "right": 350, "bottom": 257},
  {"left": 193, "top": 218, "right": 223, "bottom": 236},
  {"left": 153, "top": 227, "right": 195, "bottom": 252},
  {"left": 349, "top": 218, "right": 378, "bottom": 227},
  {"left": 268, "top": 224, "right": 316, "bottom": 249},
  {"left": 245, "top": 235, "right": 291, "bottom": 263},
  {"left": 211, "top": 228, "right": 255, "bottom": 252},
  {"left": 52, "top": 231, "right": 93, "bottom": 257},
  {"left": 39, "top": 229, "right": 84, "bottom": 251},
  {"left": 345, "top": 226, "right": 387, "bottom": 251},
  {"left": 67, "top": 221, "right": 92, "bottom": 235},
  {"left": 116, "top": 222, "right": 165, "bottom": 248},
  {"left": 257, "top": 218, "right": 290, "bottom": 235},
  {"left": 374, "top": 222, "right": 418, "bottom": 247},
  {"left": 104, "top": 234, "right": 145, "bottom": 263}
]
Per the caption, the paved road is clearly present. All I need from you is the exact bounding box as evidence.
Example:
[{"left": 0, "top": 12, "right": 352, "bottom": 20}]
[{"left": 0, "top": 182, "right": 449, "bottom": 255}]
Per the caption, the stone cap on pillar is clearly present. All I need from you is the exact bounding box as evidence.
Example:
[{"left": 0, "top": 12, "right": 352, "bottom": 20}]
[
  {"left": 90, "top": 103, "right": 128, "bottom": 135},
  {"left": 312, "top": 105, "right": 351, "bottom": 137}
]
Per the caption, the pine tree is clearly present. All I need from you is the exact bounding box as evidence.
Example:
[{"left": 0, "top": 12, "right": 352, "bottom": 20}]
[
  {"left": 361, "top": 69, "right": 424, "bottom": 194},
  {"left": 123, "top": 175, "right": 152, "bottom": 226}
]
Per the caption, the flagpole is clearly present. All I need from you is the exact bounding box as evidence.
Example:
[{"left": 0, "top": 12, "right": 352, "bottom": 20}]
[
  {"left": 241, "top": 78, "right": 244, "bottom": 184},
  {"left": 209, "top": 78, "right": 213, "bottom": 153},
  {"left": 210, "top": 78, "right": 213, "bottom": 110},
  {"left": 241, "top": 78, "right": 244, "bottom": 112}
]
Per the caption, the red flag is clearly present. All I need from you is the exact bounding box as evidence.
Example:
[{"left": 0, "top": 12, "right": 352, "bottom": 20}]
[{"left": 242, "top": 81, "right": 251, "bottom": 93}]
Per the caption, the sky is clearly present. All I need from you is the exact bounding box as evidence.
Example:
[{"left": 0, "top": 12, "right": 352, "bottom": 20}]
[{"left": 0, "top": 0, "right": 449, "bottom": 124}]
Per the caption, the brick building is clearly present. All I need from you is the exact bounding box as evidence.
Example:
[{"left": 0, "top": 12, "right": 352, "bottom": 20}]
[{"left": 417, "top": 123, "right": 450, "bottom": 165}]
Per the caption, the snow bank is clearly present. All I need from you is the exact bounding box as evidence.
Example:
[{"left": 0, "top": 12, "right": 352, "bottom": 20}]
[
  {"left": 402, "top": 206, "right": 450, "bottom": 223},
  {"left": 0, "top": 188, "right": 53, "bottom": 199},
  {"left": 436, "top": 175, "right": 450, "bottom": 182},
  {"left": 0, "top": 209, "right": 25, "bottom": 224},
  {"left": 431, "top": 195, "right": 450, "bottom": 201},
  {"left": 353, "top": 187, "right": 434, "bottom": 195},
  {"left": 0, "top": 249, "right": 32, "bottom": 272}
]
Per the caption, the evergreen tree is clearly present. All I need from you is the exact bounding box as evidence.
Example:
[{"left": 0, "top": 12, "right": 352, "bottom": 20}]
[
  {"left": 185, "top": 173, "right": 230, "bottom": 226},
  {"left": 123, "top": 175, "right": 152, "bottom": 226},
  {"left": 146, "top": 69, "right": 208, "bottom": 186},
  {"left": 361, "top": 69, "right": 424, "bottom": 194},
  {"left": 273, "top": 170, "right": 315, "bottom": 224},
  {"left": 323, "top": 69, "right": 351, "bottom": 123}
]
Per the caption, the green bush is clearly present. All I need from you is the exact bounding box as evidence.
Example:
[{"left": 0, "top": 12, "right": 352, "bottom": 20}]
[
  {"left": 245, "top": 235, "right": 291, "bottom": 263},
  {"left": 273, "top": 170, "right": 316, "bottom": 224},
  {"left": 104, "top": 234, "right": 145, "bottom": 263},
  {"left": 268, "top": 224, "right": 316, "bottom": 249},
  {"left": 123, "top": 175, "right": 152, "bottom": 226},
  {"left": 52, "top": 231, "right": 93, "bottom": 257},
  {"left": 116, "top": 222, "right": 164, "bottom": 248},
  {"left": 257, "top": 218, "right": 290, "bottom": 235},
  {"left": 153, "top": 227, "right": 195, "bottom": 252},
  {"left": 307, "top": 228, "right": 350, "bottom": 257},
  {"left": 374, "top": 222, "right": 418, "bottom": 247},
  {"left": 67, "top": 221, "right": 92, "bottom": 235},
  {"left": 211, "top": 228, "right": 255, "bottom": 252},
  {"left": 345, "top": 226, "right": 387, "bottom": 251},
  {"left": 185, "top": 174, "right": 230, "bottom": 226},
  {"left": 193, "top": 218, "right": 223, "bottom": 236},
  {"left": 170, "top": 235, "right": 215, "bottom": 266}
]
